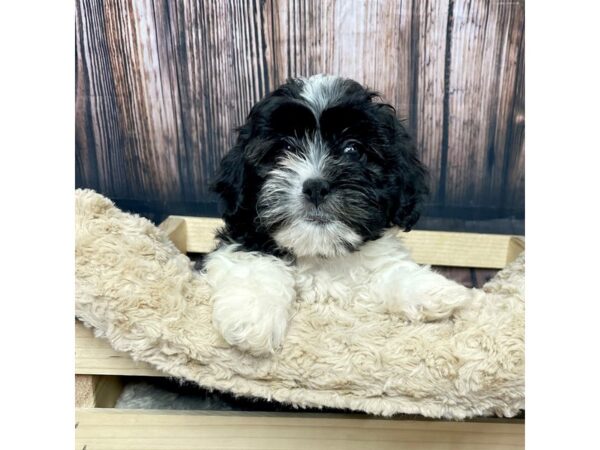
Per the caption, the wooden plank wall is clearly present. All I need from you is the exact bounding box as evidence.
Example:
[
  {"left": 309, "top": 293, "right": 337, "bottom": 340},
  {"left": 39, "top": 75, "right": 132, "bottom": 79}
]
[{"left": 76, "top": 0, "right": 524, "bottom": 229}]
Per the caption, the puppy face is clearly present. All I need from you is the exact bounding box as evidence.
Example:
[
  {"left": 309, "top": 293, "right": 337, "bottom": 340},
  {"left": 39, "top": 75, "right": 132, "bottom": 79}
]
[{"left": 213, "top": 75, "right": 428, "bottom": 258}]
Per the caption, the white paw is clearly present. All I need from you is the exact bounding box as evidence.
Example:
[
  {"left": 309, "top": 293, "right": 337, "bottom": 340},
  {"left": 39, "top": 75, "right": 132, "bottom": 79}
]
[
  {"left": 203, "top": 244, "right": 296, "bottom": 356},
  {"left": 398, "top": 285, "right": 476, "bottom": 322},
  {"left": 212, "top": 290, "right": 292, "bottom": 356},
  {"left": 373, "top": 268, "right": 476, "bottom": 322}
]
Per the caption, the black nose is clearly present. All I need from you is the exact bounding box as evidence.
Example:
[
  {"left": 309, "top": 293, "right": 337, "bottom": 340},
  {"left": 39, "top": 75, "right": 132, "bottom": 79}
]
[{"left": 302, "top": 178, "right": 330, "bottom": 207}]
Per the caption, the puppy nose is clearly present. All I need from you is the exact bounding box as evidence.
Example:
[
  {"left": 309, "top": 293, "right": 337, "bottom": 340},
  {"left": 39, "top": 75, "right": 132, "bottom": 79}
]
[{"left": 302, "top": 178, "right": 330, "bottom": 207}]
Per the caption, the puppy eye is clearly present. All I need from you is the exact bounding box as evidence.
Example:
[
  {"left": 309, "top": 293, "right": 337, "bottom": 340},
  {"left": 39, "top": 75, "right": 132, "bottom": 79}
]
[{"left": 342, "top": 144, "right": 361, "bottom": 160}]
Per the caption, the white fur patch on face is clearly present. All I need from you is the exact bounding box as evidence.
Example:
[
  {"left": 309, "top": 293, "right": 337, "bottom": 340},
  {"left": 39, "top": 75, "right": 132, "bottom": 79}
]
[
  {"left": 258, "top": 136, "right": 328, "bottom": 227},
  {"left": 280, "top": 136, "right": 328, "bottom": 182},
  {"left": 299, "top": 74, "right": 344, "bottom": 116},
  {"left": 258, "top": 135, "right": 363, "bottom": 257}
]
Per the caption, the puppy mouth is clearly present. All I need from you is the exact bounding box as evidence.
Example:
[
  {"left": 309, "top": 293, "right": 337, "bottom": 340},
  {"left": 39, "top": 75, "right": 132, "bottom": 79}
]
[{"left": 304, "top": 213, "right": 333, "bottom": 225}]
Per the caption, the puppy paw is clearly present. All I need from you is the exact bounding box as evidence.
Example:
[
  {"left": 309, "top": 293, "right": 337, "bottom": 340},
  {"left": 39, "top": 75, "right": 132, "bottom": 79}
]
[
  {"left": 399, "top": 285, "right": 477, "bottom": 322},
  {"left": 203, "top": 243, "right": 297, "bottom": 356},
  {"left": 375, "top": 275, "right": 477, "bottom": 322},
  {"left": 212, "top": 291, "right": 292, "bottom": 356}
]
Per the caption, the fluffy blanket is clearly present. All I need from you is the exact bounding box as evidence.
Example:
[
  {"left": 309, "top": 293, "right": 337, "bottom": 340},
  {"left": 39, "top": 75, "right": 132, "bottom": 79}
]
[{"left": 75, "top": 189, "right": 524, "bottom": 419}]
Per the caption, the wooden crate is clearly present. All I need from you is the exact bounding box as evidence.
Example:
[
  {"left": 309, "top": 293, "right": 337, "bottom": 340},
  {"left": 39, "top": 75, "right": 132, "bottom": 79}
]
[{"left": 75, "top": 216, "right": 525, "bottom": 450}]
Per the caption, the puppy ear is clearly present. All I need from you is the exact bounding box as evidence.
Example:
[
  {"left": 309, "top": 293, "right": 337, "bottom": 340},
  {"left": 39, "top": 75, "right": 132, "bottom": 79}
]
[
  {"left": 376, "top": 104, "right": 429, "bottom": 231},
  {"left": 211, "top": 91, "right": 279, "bottom": 219},
  {"left": 392, "top": 150, "right": 429, "bottom": 231},
  {"left": 211, "top": 145, "right": 247, "bottom": 218}
]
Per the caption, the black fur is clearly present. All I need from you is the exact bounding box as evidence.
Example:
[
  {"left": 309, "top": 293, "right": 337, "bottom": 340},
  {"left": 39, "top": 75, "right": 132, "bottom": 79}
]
[{"left": 210, "top": 76, "right": 429, "bottom": 256}]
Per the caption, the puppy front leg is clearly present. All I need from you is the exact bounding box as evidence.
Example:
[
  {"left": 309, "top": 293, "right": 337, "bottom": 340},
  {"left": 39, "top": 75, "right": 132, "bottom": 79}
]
[
  {"left": 374, "top": 260, "right": 479, "bottom": 322},
  {"left": 203, "top": 244, "right": 296, "bottom": 356}
]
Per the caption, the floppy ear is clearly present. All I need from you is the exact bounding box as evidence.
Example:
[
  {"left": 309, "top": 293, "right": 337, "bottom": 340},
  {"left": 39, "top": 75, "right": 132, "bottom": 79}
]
[
  {"left": 392, "top": 149, "right": 429, "bottom": 231},
  {"left": 211, "top": 90, "right": 282, "bottom": 220},
  {"left": 211, "top": 144, "right": 247, "bottom": 218},
  {"left": 376, "top": 104, "right": 429, "bottom": 231}
]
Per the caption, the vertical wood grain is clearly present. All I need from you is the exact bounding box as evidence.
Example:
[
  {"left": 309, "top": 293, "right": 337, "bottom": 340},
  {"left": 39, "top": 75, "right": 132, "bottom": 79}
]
[
  {"left": 501, "top": 33, "right": 525, "bottom": 212},
  {"left": 443, "top": 0, "right": 525, "bottom": 208},
  {"left": 76, "top": 0, "right": 126, "bottom": 196},
  {"left": 77, "top": 0, "right": 181, "bottom": 202},
  {"left": 410, "top": 0, "right": 450, "bottom": 200},
  {"left": 76, "top": 0, "right": 525, "bottom": 223}
]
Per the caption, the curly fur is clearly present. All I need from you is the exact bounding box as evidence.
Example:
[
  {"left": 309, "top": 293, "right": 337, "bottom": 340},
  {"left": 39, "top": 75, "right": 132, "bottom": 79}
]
[
  {"left": 75, "top": 189, "right": 525, "bottom": 419},
  {"left": 212, "top": 75, "right": 428, "bottom": 255},
  {"left": 205, "top": 75, "right": 469, "bottom": 355}
]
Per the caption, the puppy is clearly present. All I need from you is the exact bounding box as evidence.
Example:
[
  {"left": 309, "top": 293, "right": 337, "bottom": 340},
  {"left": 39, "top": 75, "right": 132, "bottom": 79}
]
[{"left": 204, "top": 74, "right": 476, "bottom": 356}]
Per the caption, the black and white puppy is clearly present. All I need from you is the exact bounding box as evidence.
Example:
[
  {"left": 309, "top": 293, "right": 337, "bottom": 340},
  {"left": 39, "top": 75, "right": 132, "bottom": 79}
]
[{"left": 204, "top": 75, "right": 475, "bottom": 356}]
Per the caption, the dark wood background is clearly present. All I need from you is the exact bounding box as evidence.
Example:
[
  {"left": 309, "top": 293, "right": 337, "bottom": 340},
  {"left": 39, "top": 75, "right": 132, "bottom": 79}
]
[{"left": 76, "top": 0, "right": 524, "bottom": 234}]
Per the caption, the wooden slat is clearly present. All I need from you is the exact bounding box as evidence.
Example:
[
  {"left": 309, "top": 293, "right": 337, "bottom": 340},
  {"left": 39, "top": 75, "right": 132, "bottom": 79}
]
[
  {"left": 400, "top": 230, "right": 515, "bottom": 269},
  {"left": 506, "top": 236, "right": 525, "bottom": 266},
  {"left": 94, "top": 376, "right": 126, "bottom": 408},
  {"left": 76, "top": 322, "right": 162, "bottom": 376},
  {"left": 164, "top": 216, "right": 520, "bottom": 269},
  {"left": 76, "top": 375, "right": 125, "bottom": 408},
  {"left": 158, "top": 216, "right": 187, "bottom": 253},
  {"left": 75, "top": 375, "right": 96, "bottom": 408},
  {"left": 75, "top": 409, "right": 524, "bottom": 450},
  {"left": 169, "top": 215, "right": 223, "bottom": 253}
]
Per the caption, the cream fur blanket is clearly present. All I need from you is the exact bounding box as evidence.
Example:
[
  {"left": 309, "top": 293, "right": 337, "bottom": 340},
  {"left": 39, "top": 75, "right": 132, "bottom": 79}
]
[{"left": 75, "top": 189, "right": 524, "bottom": 419}]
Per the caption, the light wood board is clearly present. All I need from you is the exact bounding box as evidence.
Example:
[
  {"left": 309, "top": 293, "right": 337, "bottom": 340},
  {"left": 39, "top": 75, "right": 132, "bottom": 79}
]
[
  {"left": 75, "top": 409, "right": 524, "bottom": 450},
  {"left": 163, "top": 215, "right": 523, "bottom": 269},
  {"left": 76, "top": 375, "right": 125, "bottom": 408},
  {"left": 76, "top": 322, "right": 162, "bottom": 376}
]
